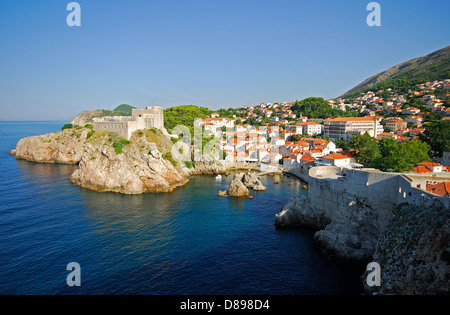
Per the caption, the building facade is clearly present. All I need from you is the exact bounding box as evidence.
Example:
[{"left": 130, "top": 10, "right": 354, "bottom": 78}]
[
  {"left": 93, "top": 106, "right": 164, "bottom": 139},
  {"left": 324, "top": 117, "right": 383, "bottom": 141}
]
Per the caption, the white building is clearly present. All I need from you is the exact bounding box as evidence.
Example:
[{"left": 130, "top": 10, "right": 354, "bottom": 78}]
[
  {"left": 324, "top": 117, "right": 384, "bottom": 141},
  {"left": 319, "top": 153, "right": 356, "bottom": 167}
]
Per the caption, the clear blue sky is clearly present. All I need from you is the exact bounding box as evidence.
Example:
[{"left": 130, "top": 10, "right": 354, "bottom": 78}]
[{"left": 0, "top": 0, "right": 449, "bottom": 121}]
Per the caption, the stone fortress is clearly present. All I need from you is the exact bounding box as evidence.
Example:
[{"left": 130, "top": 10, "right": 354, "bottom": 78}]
[{"left": 93, "top": 106, "right": 164, "bottom": 139}]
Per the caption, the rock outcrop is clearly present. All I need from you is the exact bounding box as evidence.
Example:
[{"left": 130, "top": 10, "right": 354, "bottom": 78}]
[
  {"left": 228, "top": 174, "right": 251, "bottom": 197},
  {"left": 15, "top": 128, "right": 89, "bottom": 164},
  {"left": 14, "top": 127, "right": 189, "bottom": 194},
  {"left": 242, "top": 173, "right": 268, "bottom": 191},
  {"left": 180, "top": 161, "right": 227, "bottom": 177},
  {"left": 70, "top": 109, "right": 103, "bottom": 126},
  {"left": 70, "top": 131, "right": 189, "bottom": 194},
  {"left": 227, "top": 172, "right": 267, "bottom": 198},
  {"left": 275, "top": 196, "right": 329, "bottom": 230},
  {"left": 276, "top": 166, "right": 450, "bottom": 294},
  {"left": 275, "top": 194, "right": 383, "bottom": 264},
  {"left": 364, "top": 202, "right": 450, "bottom": 295}
]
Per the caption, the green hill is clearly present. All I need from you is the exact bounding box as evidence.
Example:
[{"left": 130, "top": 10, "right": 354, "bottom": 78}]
[
  {"left": 341, "top": 45, "right": 450, "bottom": 98},
  {"left": 101, "top": 104, "right": 137, "bottom": 117}
]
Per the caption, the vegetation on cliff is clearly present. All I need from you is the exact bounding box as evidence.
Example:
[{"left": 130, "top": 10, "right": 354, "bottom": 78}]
[{"left": 164, "top": 105, "right": 211, "bottom": 134}]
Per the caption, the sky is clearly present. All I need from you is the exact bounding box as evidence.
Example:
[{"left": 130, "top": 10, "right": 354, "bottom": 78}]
[{"left": 0, "top": 0, "right": 449, "bottom": 121}]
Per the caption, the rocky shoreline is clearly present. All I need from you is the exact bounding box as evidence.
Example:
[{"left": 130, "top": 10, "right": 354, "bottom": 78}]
[
  {"left": 12, "top": 127, "right": 230, "bottom": 194},
  {"left": 275, "top": 194, "right": 450, "bottom": 295}
]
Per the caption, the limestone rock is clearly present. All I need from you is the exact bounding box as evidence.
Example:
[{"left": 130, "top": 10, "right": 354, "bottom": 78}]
[
  {"left": 218, "top": 190, "right": 228, "bottom": 197},
  {"left": 227, "top": 172, "right": 268, "bottom": 198},
  {"left": 364, "top": 202, "right": 450, "bottom": 295},
  {"left": 180, "top": 160, "right": 227, "bottom": 177},
  {"left": 70, "top": 132, "right": 189, "bottom": 195},
  {"left": 15, "top": 128, "right": 89, "bottom": 164},
  {"left": 70, "top": 109, "right": 103, "bottom": 126},
  {"left": 228, "top": 173, "right": 250, "bottom": 197},
  {"left": 275, "top": 196, "right": 328, "bottom": 229},
  {"left": 242, "top": 173, "right": 267, "bottom": 191}
]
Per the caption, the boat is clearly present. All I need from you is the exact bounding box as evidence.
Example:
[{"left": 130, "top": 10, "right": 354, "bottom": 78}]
[{"left": 215, "top": 175, "right": 222, "bottom": 180}]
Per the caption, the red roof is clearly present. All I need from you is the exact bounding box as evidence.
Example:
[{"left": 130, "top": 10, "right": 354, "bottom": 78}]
[
  {"left": 426, "top": 182, "right": 450, "bottom": 197},
  {"left": 412, "top": 166, "right": 432, "bottom": 173},
  {"left": 322, "top": 153, "right": 353, "bottom": 160},
  {"left": 300, "top": 155, "right": 315, "bottom": 161}
]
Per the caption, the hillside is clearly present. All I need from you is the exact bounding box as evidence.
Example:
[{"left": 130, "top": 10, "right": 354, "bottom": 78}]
[{"left": 341, "top": 45, "right": 450, "bottom": 98}]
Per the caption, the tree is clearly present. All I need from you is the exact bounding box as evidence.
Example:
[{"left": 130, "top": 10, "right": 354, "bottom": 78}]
[
  {"left": 164, "top": 105, "right": 211, "bottom": 134},
  {"left": 421, "top": 120, "right": 450, "bottom": 158},
  {"left": 349, "top": 134, "right": 380, "bottom": 166},
  {"left": 372, "top": 138, "right": 431, "bottom": 172},
  {"left": 62, "top": 123, "right": 73, "bottom": 131},
  {"left": 291, "top": 97, "right": 358, "bottom": 119}
]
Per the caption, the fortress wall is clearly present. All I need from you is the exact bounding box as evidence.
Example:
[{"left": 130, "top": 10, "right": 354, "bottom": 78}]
[
  {"left": 94, "top": 121, "right": 128, "bottom": 139},
  {"left": 397, "top": 175, "right": 449, "bottom": 209},
  {"left": 308, "top": 167, "right": 449, "bottom": 213}
]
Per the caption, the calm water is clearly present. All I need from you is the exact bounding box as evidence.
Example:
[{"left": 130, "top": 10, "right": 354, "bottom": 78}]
[{"left": 0, "top": 122, "right": 363, "bottom": 295}]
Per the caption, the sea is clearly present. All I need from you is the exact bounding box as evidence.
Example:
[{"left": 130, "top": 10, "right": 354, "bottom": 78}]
[{"left": 0, "top": 121, "right": 364, "bottom": 295}]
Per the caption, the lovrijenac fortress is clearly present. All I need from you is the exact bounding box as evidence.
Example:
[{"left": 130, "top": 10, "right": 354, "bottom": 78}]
[{"left": 93, "top": 106, "right": 164, "bottom": 139}]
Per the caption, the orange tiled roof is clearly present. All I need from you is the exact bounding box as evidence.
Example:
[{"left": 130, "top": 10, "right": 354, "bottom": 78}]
[
  {"left": 322, "top": 153, "right": 353, "bottom": 160},
  {"left": 426, "top": 182, "right": 450, "bottom": 197},
  {"left": 412, "top": 166, "right": 432, "bottom": 173}
]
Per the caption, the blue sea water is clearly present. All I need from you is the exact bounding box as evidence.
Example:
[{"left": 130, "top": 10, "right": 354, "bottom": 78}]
[{"left": 0, "top": 122, "right": 364, "bottom": 295}]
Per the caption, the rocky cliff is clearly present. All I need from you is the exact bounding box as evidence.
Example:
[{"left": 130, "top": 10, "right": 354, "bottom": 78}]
[
  {"left": 276, "top": 167, "right": 450, "bottom": 294},
  {"left": 276, "top": 195, "right": 387, "bottom": 264},
  {"left": 70, "top": 131, "right": 189, "bottom": 194},
  {"left": 364, "top": 202, "right": 449, "bottom": 295},
  {"left": 15, "top": 128, "right": 89, "bottom": 164},
  {"left": 15, "top": 127, "right": 189, "bottom": 194},
  {"left": 70, "top": 109, "right": 103, "bottom": 126}
]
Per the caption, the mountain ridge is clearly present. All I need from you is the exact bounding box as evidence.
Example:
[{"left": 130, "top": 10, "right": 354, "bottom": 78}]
[{"left": 340, "top": 45, "right": 450, "bottom": 98}]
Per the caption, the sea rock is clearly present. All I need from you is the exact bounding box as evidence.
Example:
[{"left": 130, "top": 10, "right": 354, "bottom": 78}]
[
  {"left": 15, "top": 128, "right": 89, "bottom": 164},
  {"left": 228, "top": 173, "right": 250, "bottom": 197},
  {"left": 227, "top": 172, "right": 268, "bottom": 198},
  {"left": 242, "top": 173, "right": 267, "bottom": 191},
  {"left": 218, "top": 190, "right": 228, "bottom": 197},
  {"left": 70, "top": 131, "right": 189, "bottom": 194}
]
